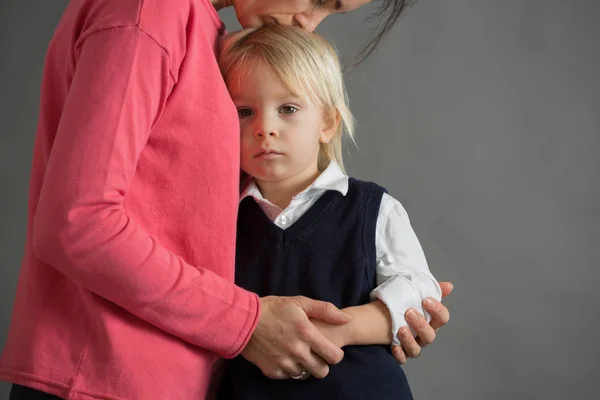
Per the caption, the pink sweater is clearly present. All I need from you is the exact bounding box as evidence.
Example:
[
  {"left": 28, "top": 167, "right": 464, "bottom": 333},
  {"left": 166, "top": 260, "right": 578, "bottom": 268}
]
[{"left": 0, "top": 0, "right": 260, "bottom": 399}]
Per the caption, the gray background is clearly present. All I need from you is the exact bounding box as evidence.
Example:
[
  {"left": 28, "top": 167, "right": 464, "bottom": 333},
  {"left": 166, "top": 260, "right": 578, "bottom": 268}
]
[{"left": 1, "top": 0, "right": 599, "bottom": 399}]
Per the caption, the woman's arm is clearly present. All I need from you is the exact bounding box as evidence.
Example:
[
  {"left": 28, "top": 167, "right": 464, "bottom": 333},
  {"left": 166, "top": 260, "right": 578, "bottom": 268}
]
[{"left": 32, "top": 26, "right": 259, "bottom": 358}]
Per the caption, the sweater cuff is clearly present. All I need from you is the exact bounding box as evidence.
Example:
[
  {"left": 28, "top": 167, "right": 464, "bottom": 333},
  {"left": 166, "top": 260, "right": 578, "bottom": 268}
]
[{"left": 223, "top": 289, "right": 261, "bottom": 359}]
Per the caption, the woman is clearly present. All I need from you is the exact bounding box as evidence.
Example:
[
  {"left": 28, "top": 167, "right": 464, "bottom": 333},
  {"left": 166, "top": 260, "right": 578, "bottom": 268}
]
[{"left": 1, "top": 1, "right": 452, "bottom": 399}]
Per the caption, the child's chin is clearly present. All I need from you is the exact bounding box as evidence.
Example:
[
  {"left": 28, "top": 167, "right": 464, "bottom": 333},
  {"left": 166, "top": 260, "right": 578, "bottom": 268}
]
[
  {"left": 253, "top": 171, "right": 286, "bottom": 183},
  {"left": 246, "top": 166, "right": 285, "bottom": 182},
  {"left": 254, "top": 174, "right": 281, "bottom": 182}
]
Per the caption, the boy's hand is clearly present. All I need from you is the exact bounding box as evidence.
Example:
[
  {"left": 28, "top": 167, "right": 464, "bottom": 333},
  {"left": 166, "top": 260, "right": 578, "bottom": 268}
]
[{"left": 392, "top": 281, "right": 453, "bottom": 364}]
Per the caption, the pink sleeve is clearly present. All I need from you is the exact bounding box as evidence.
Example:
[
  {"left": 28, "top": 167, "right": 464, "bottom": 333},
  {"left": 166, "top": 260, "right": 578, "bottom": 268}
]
[{"left": 32, "top": 26, "right": 259, "bottom": 358}]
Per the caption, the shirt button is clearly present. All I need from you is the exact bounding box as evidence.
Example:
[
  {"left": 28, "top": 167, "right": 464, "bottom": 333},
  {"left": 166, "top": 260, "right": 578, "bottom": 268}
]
[{"left": 280, "top": 215, "right": 287, "bottom": 225}]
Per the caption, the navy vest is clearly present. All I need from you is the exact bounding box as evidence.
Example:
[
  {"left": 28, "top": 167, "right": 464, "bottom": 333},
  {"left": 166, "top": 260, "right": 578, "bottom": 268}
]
[{"left": 218, "top": 178, "right": 413, "bottom": 400}]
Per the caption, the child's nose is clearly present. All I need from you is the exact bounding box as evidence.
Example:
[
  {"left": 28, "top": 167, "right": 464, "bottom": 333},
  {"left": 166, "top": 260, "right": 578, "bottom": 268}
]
[
  {"left": 255, "top": 130, "right": 278, "bottom": 137},
  {"left": 254, "top": 117, "right": 279, "bottom": 138}
]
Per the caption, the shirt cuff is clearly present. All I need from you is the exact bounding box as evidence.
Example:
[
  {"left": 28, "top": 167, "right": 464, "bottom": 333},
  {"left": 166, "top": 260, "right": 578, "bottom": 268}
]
[{"left": 370, "top": 276, "right": 432, "bottom": 346}]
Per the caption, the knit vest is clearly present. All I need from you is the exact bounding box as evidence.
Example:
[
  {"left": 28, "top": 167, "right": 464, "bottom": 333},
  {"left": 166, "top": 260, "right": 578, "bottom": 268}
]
[{"left": 218, "top": 178, "right": 413, "bottom": 400}]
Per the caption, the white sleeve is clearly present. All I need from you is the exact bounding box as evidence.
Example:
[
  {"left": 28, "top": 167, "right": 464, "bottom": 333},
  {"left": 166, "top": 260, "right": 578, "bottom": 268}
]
[{"left": 370, "top": 193, "right": 442, "bottom": 345}]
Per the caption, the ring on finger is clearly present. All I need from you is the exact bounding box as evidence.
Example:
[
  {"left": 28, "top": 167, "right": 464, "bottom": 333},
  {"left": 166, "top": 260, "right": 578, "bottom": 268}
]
[{"left": 290, "top": 367, "right": 311, "bottom": 380}]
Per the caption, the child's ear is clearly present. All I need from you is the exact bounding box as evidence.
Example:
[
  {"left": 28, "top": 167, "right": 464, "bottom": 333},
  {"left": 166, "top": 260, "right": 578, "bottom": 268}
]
[{"left": 320, "top": 109, "right": 340, "bottom": 144}]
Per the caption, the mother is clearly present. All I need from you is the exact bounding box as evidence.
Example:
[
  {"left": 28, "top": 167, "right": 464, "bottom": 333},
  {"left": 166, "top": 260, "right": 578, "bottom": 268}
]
[{"left": 1, "top": 1, "right": 452, "bottom": 399}]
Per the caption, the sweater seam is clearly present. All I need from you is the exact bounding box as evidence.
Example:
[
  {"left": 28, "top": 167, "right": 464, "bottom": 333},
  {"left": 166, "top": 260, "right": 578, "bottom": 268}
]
[
  {"left": 0, "top": 369, "right": 128, "bottom": 400},
  {"left": 74, "top": 25, "right": 177, "bottom": 84}
]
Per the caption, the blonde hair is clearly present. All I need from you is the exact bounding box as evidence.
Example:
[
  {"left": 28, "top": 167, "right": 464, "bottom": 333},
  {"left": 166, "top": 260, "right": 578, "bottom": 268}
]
[{"left": 219, "top": 25, "right": 355, "bottom": 172}]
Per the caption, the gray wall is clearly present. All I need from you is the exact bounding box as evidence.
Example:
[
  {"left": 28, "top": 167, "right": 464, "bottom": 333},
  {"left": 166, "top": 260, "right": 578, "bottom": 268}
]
[{"left": 1, "top": 1, "right": 598, "bottom": 399}]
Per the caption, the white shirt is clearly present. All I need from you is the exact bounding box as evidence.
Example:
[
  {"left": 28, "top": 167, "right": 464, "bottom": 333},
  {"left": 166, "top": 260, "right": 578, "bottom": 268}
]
[{"left": 240, "top": 162, "right": 442, "bottom": 345}]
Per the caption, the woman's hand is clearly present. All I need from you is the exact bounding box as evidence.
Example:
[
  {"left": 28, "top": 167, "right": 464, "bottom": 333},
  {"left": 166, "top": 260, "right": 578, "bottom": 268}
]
[
  {"left": 241, "top": 296, "right": 351, "bottom": 379},
  {"left": 311, "top": 300, "right": 393, "bottom": 348}
]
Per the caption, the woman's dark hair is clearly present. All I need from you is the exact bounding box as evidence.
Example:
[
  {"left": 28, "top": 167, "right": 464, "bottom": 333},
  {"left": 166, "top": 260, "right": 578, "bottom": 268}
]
[{"left": 356, "top": 0, "right": 411, "bottom": 64}]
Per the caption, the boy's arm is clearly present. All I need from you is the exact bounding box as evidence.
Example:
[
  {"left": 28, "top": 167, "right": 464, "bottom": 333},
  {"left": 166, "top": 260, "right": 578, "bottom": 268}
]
[
  {"left": 313, "top": 192, "right": 442, "bottom": 347},
  {"left": 370, "top": 193, "right": 442, "bottom": 345},
  {"left": 311, "top": 300, "right": 392, "bottom": 347}
]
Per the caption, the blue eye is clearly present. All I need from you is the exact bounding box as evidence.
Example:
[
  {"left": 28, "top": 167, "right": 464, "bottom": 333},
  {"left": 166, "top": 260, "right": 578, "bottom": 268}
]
[
  {"left": 237, "top": 108, "right": 254, "bottom": 118},
  {"left": 279, "top": 105, "right": 298, "bottom": 115}
]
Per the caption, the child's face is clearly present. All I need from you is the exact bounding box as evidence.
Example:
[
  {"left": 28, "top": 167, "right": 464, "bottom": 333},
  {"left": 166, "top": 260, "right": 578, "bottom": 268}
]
[{"left": 226, "top": 62, "right": 335, "bottom": 185}]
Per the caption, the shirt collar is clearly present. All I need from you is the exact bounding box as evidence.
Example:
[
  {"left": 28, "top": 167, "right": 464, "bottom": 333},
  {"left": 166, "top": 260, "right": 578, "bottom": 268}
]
[{"left": 240, "top": 161, "right": 349, "bottom": 203}]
